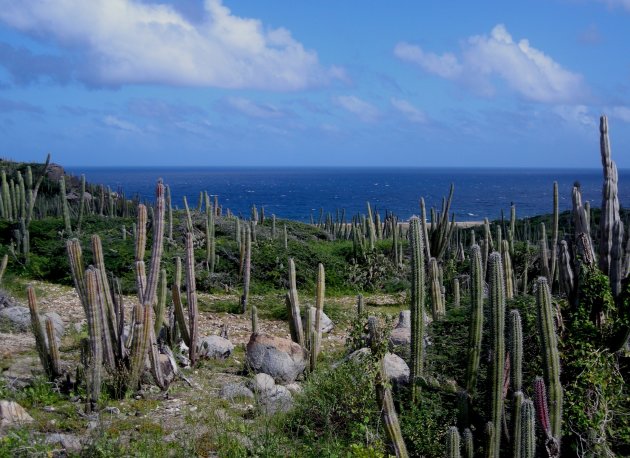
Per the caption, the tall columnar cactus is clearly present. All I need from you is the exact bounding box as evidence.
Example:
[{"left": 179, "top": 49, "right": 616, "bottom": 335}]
[
  {"left": 310, "top": 263, "right": 325, "bottom": 371},
  {"left": 509, "top": 204, "right": 516, "bottom": 253},
  {"left": 453, "top": 278, "right": 460, "bottom": 307},
  {"left": 286, "top": 258, "right": 304, "bottom": 346},
  {"left": 271, "top": 214, "right": 276, "bottom": 239},
  {"left": 206, "top": 201, "right": 216, "bottom": 273},
  {"left": 512, "top": 391, "right": 524, "bottom": 458},
  {"left": 429, "top": 257, "right": 444, "bottom": 320},
  {"left": 172, "top": 256, "right": 191, "bottom": 346},
  {"left": 136, "top": 204, "right": 147, "bottom": 263},
  {"left": 501, "top": 240, "right": 514, "bottom": 299},
  {"left": 521, "top": 399, "right": 536, "bottom": 458},
  {"left": 27, "top": 286, "right": 58, "bottom": 380},
  {"left": 509, "top": 309, "right": 523, "bottom": 393},
  {"left": 283, "top": 223, "right": 288, "bottom": 249},
  {"left": 357, "top": 294, "right": 364, "bottom": 316},
  {"left": 535, "top": 277, "right": 562, "bottom": 443},
  {"left": 420, "top": 198, "right": 432, "bottom": 260},
  {"left": 240, "top": 225, "right": 251, "bottom": 314},
  {"left": 409, "top": 217, "right": 425, "bottom": 402},
  {"left": 488, "top": 252, "right": 506, "bottom": 458},
  {"left": 251, "top": 305, "right": 258, "bottom": 333},
  {"left": 154, "top": 269, "right": 167, "bottom": 336},
  {"left": 522, "top": 241, "right": 530, "bottom": 295},
  {"left": 77, "top": 175, "right": 86, "bottom": 233},
  {"left": 534, "top": 377, "right": 560, "bottom": 456},
  {"left": 84, "top": 269, "right": 103, "bottom": 412},
  {"left": 186, "top": 231, "right": 199, "bottom": 366},
  {"left": 599, "top": 115, "right": 622, "bottom": 283},
  {"left": 366, "top": 202, "right": 376, "bottom": 250},
  {"left": 0, "top": 254, "right": 8, "bottom": 285},
  {"left": 165, "top": 184, "right": 173, "bottom": 240},
  {"left": 539, "top": 223, "right": 550, "bottom": 282},
  {"left": 465, "top": 245, "right": 483, "bottom": 395},
  {"left": 128, "top": 303, "right": 150, "bottom": 392},
  {"left": 485, "top": 422, "right": 495, "bottom": 458},
  {"left": 572, "top": 184, "right": 596, "bottom": 262},
  {"left": 446, "top": 427, "right": 461, "bottom": 458},
  {"left": 462, "top": 428, "right": 474, "bottom": 458}
]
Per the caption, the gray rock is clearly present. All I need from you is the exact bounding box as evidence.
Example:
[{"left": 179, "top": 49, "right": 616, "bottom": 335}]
[
  {"left": 284, "top": 383, "right": 303, "bottom": 395},
  {"left": 103, "top": 406, "right": 120, "bottom": 415},
  {"left": 44, "top": 433, "right": 82, "bottom": 452},
  {"left": 249, "top": 373, "right": 275, "bottom": 394},
  {"left": 302, "top": 309, "right": 334, "bottom": 333},
  {"left": 258, "top": 385, "right": 293, "bottom": 414},
  {"left": 246, "top": 333, "right": 307, "bottom": 383},
  {"left": 0, "top": 290, "right": 18, "bottom": 309},
  {"left": 346, "top": 349, "right": 410, "bottom": 385},
  {"left": 198, "top": 335, "right": 234, "bottom": 359},
  {"left": 395, "top": 310, "right": 411, "bottom": 329},
  {"left": 0, "top": 400, "right": 33, "bottom": 427},
  {"left": 219, "top": 383, "right": 255, "bottom": 401},
  {"left": 0, "top": 306, "right": 64, "bottom": 344},
  {"left": 383, "top": 353, "right": 410, "bottom": 385}
]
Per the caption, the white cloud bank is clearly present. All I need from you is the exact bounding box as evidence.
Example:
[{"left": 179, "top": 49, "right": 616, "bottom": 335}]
[
  {"left": 395, "top": 24, "right": 586, "bottom": 103},
  {"left": 390, "top": 98, "right": 427, "bottom": 123},
  {"left": 0, "top": 0, "right": 339, "bottom": 90}
]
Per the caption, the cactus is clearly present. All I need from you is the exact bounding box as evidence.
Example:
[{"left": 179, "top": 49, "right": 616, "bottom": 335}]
[
  {"left": 240, "top": 225, "right": 251, "bottom": 314},
  {"left": 462, "top": 428, "right": 474, "bottom": 458},
  {"left": 154, "top": 269, "right": 167, "bottom": 336},
  {"left": 501, "top": 240, "right": 514, "bottom": 299},
  {"left": 465, "top": 245, "right": 483, "bottom": 395},
  {"left": 251, "top": 305, "right": 258, "bottom": 333},
  {"left": 521, "top": 399, "right": 536, "bottom": 458},
  {"left": 183, "top": 196, "right": 193, "bottom": 232},
  {"left": 484, "top": 422, "right": 495, "bottom": 458},
  {"left": 420, "top": 198, "right": 432, "bottom": 260},
  {"left": 535, "top": 277, "right": 562, "bottom": 443},
  {"left": 522, "top": 241, "right": 530, "bottom": 295},
  {"left": 286, "top": 258, "right": 304, "bottom": 346},
  {"left": 453, "top": 277, "right": 460, "bottom": 307},
  {"left": 128, "top": 303, "right": 150, "bottom": 392},
  {"left": 206, "top": 201, "right": 216, "bottom": 273},
  {"left": 429, "top": 257, "right": 444, "bottom": 320},
  {"left": 310, "top": 263, "right": 325, "bottom": 370},
  {"left": 533, "top": 377, "right": 560, "bottom": 456},
  {"left": 357, "top": 294, "right": 364, "bottom": 316},
  {"left": 366, "top": 202, "right": 376, "bottom": 250},
  {"left": 27, "top": 286, "right": 56, "bottom": 380},
  {"left": 165, "top": 184, "right": 173, "bottom": 240},
  {"left": 84, "top": 269, "right": 103, "bottom": 412},
  {"left": 409, "top": 217, "right": 425, "bottom": 402},
  {"left": 271, "top": 214, "right": 276, "bottom": 239},
  {"left": 509, "top": 310, "right": 523, "bottom": 393},
  {"left": 66, "top": 239, "right": 88, "bottom": 312},
  {"left": 0, "top": 253, "right": 8, "bottom": 285},
  {"left": 540, "top": 223, "right": 550, "bottom": 282},
  {"left": 172, "top": 257, "right": 191, "bottom": 346},
  {"left": 511, "top": 391, "right": 524, "bottom": 458},
  {"left": 446, "top": 427, "right": 461, "bottom": 458},
  {"left": 136, "top": 204, "right": 147, "bottom": 263},
  {"left": 186, "top": 232, "right": 199, "bottom": 366},
  {"left": 488, "top": 252, "right": 505, "bottom": 458},
  {"left": 283, "top": 223, "right": 288, "bottom": 249}
]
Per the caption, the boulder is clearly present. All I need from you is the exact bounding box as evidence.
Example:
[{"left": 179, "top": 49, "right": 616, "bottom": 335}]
[
  {"left": 246, "top": 333, "right": 306, "bottom": 383},
  {"left": 0, "top": 306, "right": 64, "bottom": 344},
  {"left": 248, "top": 373, "right": 275, "bottom": 394},
  {"left": 44, "top": 433, "right": 83, "bottom": 453},
  {"left": 258, "top": 385, "right": 293, "bottom": 414},
  {"left": 0, "top": 400, "right": 33, "bottom": 427},
  {"left": 346, "top": 348, "right": 410, "bottom": 385},
  {"left": 302, "top": 309, "right": 334, "bottom": 333},
  {"left": 390, "top": 310, "right": 411, "bottom": 347},
  {"left": 219, "top": 383, "right": 254, "bottom": 401},
  {"left": 198, "top": 335, "right": 234, "bottom": 359}
]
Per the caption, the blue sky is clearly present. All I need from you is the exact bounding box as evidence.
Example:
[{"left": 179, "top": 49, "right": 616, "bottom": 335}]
[{"left": 0, "top": 0, "right": 629, "bottom": 167}]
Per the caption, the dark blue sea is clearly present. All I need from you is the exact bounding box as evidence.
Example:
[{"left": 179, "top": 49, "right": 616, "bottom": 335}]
[{"left": 66, "top": 167, "right": 630, "bottom": 222}]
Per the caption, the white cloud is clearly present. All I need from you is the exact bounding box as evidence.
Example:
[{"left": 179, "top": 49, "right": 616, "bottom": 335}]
[
  {"left": 103, "top": 115, "right": 140, "bottom": 132},
  {"left": 394, "top": 42, "right": 462, "bottom": 79},
  {"left": 609, "top": 106, "right": 630, "bottom": 123},
  {"left": 225, "top": 97, "right": 286, "bottom": 119},
  {"left": 553, "top": 105, "right": 596, "bottom": 127},
  {"left": 598, "top": 0, "right": 630, "bottom": 11},
  {"left": 390, "top": 98, "right": 427, "bottom": 123},
  {"left": 395, "top": 24, "right": 586, "bottom": 103},
  {"left": 335, "top": 95, "right": 379, "bottom": 122},
  {"left": 0, "top": 0, "right": 338, "bottom": 90}
]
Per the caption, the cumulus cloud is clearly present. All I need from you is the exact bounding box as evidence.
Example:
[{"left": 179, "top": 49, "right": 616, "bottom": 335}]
[
  {"left": 335, "top": 95, "right": 379, "bottom": 122},
  {"left": 394, "top": 42, "right": 462, "bottom": 79},
  {"left": 394, "top": 24, "right": 586, "bottom": 103},
  {"left": 0, "top": 0, "right": 338, "bottom": 90},
  {"left": 103, "top": 115, "right": 141, "bottom": 133},
  {"left": 390, "top": 98, "right": 427, "bottom": 123}
]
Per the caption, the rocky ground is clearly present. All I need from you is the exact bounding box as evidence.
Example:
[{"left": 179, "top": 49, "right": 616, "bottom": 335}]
[{"left": 0, "top": 279, "right": 407, "bottom": 456}]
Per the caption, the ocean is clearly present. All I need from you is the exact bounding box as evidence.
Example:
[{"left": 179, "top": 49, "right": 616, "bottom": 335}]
[{"left": 66, "top": 167, "right": 629, "bottom": 222}]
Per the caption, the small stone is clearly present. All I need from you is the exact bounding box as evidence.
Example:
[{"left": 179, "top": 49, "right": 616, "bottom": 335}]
[
  {"left": 198, "top": 335, "right": 234, "bottom": 359},
  {"left": 43, "top": 405, "right": 56, "bottom": 412},
  {"left": 258, "top": 385, "right": 293, "bottom": 415},
  {"left": 284, "top": 383, "right": 302, "bottom": 395},
  {"left": 219, "top": 383, "right": 255, "bottom": 401},
  {"left": 103, "top": 406, "right": 120, "bottom": 415},
  {"left": 248, "top": 373, "right": 275, "bottom": 394}
]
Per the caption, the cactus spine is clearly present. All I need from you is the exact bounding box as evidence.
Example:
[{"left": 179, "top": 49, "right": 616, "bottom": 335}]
[
  {"left": 465, "top": 245, "right": 483, "bottom": 395},
  {"left": 535, "top": 277, "right": 562, "bottom": 443},
  {"left": 409, "top": 217, "right": 425, "bottom": 402},
  {"left": 488, "top": 252, "right": 505, "bottom": 458}
]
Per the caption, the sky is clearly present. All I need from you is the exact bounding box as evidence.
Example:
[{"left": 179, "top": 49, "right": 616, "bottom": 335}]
[{"left": 0, "top": 0, "right": 629, "bottom": 167}]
